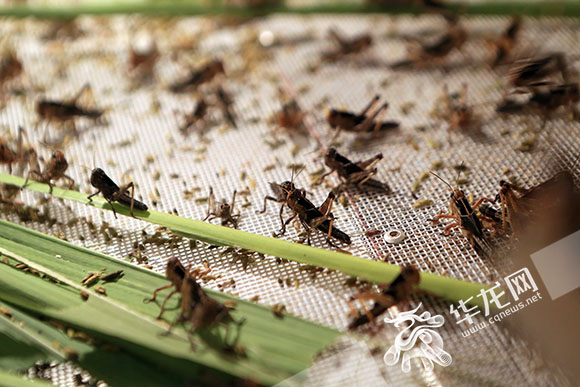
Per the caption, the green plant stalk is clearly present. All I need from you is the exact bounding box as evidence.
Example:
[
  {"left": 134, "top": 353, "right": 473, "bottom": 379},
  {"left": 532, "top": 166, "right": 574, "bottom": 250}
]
[
  {"left": 0, "top": 2, "right": 579, "bottom": 18},
  {"left": 2, "top": 174, "right": 490, "bottom": 308}
]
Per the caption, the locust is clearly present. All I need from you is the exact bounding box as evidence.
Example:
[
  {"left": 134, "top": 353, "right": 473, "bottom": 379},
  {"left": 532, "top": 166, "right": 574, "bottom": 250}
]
[
  {"left": 439, "top": 84, "right": 474, "bottom": 131},
  {"left": 326, "top": 95, "right": 399, "bottom": 134},
  {"left": 322, "top": 28, "right": 373, "bottom": 61},
  {"left": 497, "top": 82, "right": 580, "bottom": 118},
  {"left": 508, "top": 53, "right": 568, "bottom": 89},
  {"left": 169, "top": 59, "right": 225, "bottom": 93},
  {"left": 166, "top": 274, "right": 245, "bottom": 351},
  {"left": 494, "top": 171, "right": 580, "bottom": 240},
  {"left": 143, "top": 256, "right": 187, "bottom": 320},
  {"left": 179, "top": 99, "right": 208, "bottom": 136},
  {"left": 0, "top": 49, "right": 23, "bottom": 88},
  {"left": 151, "top": 257, "right": 244, "bottom": 351},
  {"left": 0, "top": 127, "right": 38, "bottom": 174},
  {"left": 348, "top": 265, "right": 420, "bottom": 329},
  {"left": 430, "top": 170, "right": 498, "bottom": 252},
  {"left": 87, "top": 168, "right": 148, "bottom": 218},
  {"left": 489, "top": 16, "right": 522, "bottom": 68},
  {"left": 36, "top": 84, "right": 104, "bottom": 124},
  {"left": 215, "top": 86, "right": 237, "bottom": 128},
  {"left": 276, "top": 99, "right": 305, "bottom": 132},
  {"left": 146, "top": 257, "right": 245, "bottom": 352},
  {"left": 317, "top": 147, "right": 390, "bottom": 193},
  {"left": 259, "top": 176, "right": 351, "bottom": 245},
  {"left": 0, "top": 129, "right": 24, "bottom": 174},
  {"left": 23, "top": 151, "right": 75, "bottom": 194},
  {"left": 393, "top": 20, "right": 467, "bottom": 68},
  {"left": 528, "top": 82, "right": 580, "bottom": 118},
  {"left": 202, "top": 187, "right": 241, "bottom": 229}
]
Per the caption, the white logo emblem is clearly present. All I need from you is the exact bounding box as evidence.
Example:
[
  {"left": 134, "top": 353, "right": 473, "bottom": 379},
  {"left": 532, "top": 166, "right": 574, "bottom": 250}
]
[{"left": 383, "top": 303, "right": 452, "bottom": 373}]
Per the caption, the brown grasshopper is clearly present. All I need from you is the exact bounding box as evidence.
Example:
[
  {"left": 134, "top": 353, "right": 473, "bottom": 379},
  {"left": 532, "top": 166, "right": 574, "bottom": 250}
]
[
  {"left": 508, "top": 53, "right": 568, "bottom": 89},
  {"left": 36, "top": 84, "right": 104, "bottom": 125},
  {"left": 0, "top": 49, "right": 23, "bottom": 88},
  {"left": 260, "top": 177, "right": 351, "bottom": 246},
  {"left": 497, "top": 82, "right": 580, "bottom": 119},
  {"left": 326, "top": 95, "right": 399, "bottom": 134},
  {"left": 322, "top": 28, "right": 373, "bottom": 61},
  {"left": 394, "top": 20, "right": 467, "bottom": 68},
  {"left": 156, "top": 258, "right": 244, "bottom": 351},
  {"left": 430, "top": 170, "right": 498, "bottom": 252},
  {"left": 146, "top": 257, "right": 245, "bottom": 352},
  {"left": 179, "top": 99, "right": 209, "bottom": 136},
  {"left": 144, "top": 256, "right": 187, "bottom": 320},
  {"left": 202, "top": 187, "right": 241, "bottom": 229},
  {"left": 168, "top": 275, "right": 245, "bottom": 351},
  {"left": 494, "top": 171, "right": 579, "bottom": 239},
  {"left": 87, "top": 168, "right": 148, "bottom": 218},
  {"left": 489, "top": 16, "right": 522, "bottom": 68},
  {"left": 0, "top": 134, "right": 22, "bottom": 174},
  {"left": 528, "top": 82, "right": 580, "bottom": 118},
  {"left": 276, "top": 99, "right": 305, "bottom": 132},
  {"left": 438, "top": 84, "right": 474, "bottom": 131},
  {"left": 0, "top": 127, "right": 33, "bottom": 174},
  {"left": 23, "top": 151, "right": 75, "bottom": 194},
  {"left": 169, "top": 60, "right": 225, "bottom": 93},
  {"left": 317, "top": 148, "right": 390, "bottom": 193},
  {"left": 348, "top": 265, "right": 420, "bottom": 329},
  {"left": 215, "top": 86, "right": 237, "bottom": 129}
]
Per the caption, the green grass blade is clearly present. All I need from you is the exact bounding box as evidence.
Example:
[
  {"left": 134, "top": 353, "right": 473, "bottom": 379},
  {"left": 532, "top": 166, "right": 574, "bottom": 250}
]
[
  {"left": 0, "top": 369, "right": 53, "bottom": 387},
  {"left": 0, "top": 219, "right": 341, "bottom": 385},
  {"left": 0, "top": 300, "right": 190, "bottom": 386},
  {"left": 1, "top": 173, "right": 489, "bottom": 308}
]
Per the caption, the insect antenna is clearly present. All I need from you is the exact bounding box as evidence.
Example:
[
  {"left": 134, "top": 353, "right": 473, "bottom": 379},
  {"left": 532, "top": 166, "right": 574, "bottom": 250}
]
[
  {"left": 80, "top": 151, "right": 97, "bottom": 175},
  {"left": 454, "top": 161, "right": 464, "bottom": 187},
  {"left": 429, "top": 171, "right": 453, "bottom": 191}
]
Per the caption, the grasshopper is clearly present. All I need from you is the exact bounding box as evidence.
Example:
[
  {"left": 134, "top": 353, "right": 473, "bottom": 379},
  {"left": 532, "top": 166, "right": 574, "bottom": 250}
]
[
  {"left": 318, "top": 147, "right": 390, "bottom": 193},
  {"left": 144, "top": 256, "right": 187, "bottom": 320},
  {"left": 326, "top": 95, "right": 399, "bottom": 134},
  {"left": 495, "top": 171, "right": 579, "bottom": 239},
  {"left": 393, "top": 20, "right": 467, "bottom": 68},
  {"left": 36, "top": 84, "right": 104, "bottom": 124},
  {"left": 430, "top": 170, "right": 498, "bottom": 252},
  {"left": 87, "top": 168, "right": 148, "bottom": 219},
  {"left": 348, "top": 265, "right": 420, "bottom": 329},
  {"left": 260, "top": 176, "right": 351, "bottom": 245},
  {"left": 508, "top": 53, "right": 568, "bottom": 89},
  {"left": 169, "top": 60, "right": 225, "bottom": 93},
  {"left": 23, "top": 151, "right": 75, "bottom": 194},
  {"left": 202, "top": 187, "right": 241, "bottom": 229},
  {"left": 489, "top": 16, "right": 522, "bottom": 68},
  {"left": 322, "top": 28, "right": 373, "bottom": 61}
]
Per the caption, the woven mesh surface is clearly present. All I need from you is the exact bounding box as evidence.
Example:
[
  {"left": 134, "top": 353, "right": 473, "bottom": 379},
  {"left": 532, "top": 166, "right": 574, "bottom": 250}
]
[{"left": 1, "top": 14, "right": 578, "bottom": 386}]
